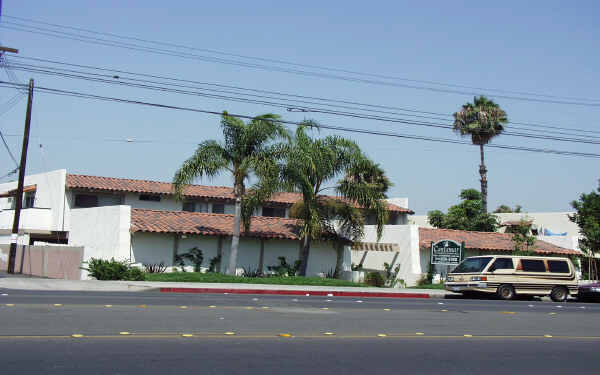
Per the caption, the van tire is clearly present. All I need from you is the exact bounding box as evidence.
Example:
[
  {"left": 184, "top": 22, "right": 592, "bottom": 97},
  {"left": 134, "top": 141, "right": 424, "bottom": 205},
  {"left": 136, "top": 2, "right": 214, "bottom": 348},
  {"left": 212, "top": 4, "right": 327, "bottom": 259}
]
[
  {"left": 550, "top": 286, "right": 568, "bottom": 302},
  {"left": 497, "top": 284, "right": 515, "bottom": 300}
]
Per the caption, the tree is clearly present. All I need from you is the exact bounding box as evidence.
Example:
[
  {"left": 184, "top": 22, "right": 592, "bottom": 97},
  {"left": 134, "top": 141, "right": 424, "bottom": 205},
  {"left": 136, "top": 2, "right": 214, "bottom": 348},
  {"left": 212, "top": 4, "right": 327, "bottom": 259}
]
[
  {"left": 280, "top": 125, "right": 390, "bottom": 276},
  {"left": 173, "top": 112, "right": 289, "bottom": 275},
  {"left": 510, "top": 219, "right": 536, "bottom": 255},
  {"left": 494, "top": 204, "right": 522, "bottom": 213},
  {"left": 453, "top": 96, "right": 508, "bottom": 214},
  {"left": 570, "top": 181, "right": 600, "bottom": 257},
  {"left": 427, "top": 188, "right": 499, "bottom": 232}
]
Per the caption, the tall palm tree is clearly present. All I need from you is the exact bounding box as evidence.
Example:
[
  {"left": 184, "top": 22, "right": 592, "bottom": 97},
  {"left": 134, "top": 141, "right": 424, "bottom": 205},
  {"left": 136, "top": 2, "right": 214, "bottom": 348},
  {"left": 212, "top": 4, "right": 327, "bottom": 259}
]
[
  {"left": 453, "top": 96, "right": 507, "bottom": 214},
  {"left": 173, "top": 112, "right": 289, "bottom": 275},
  {"left": 281, "top": 124, "right": 390, "bottom": 276}
]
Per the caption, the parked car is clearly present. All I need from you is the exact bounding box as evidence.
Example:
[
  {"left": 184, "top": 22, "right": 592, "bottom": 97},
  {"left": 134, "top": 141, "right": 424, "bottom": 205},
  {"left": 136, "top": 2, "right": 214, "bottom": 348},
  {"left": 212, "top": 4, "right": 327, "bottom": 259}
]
[
  {"left": 444, "top": 255, "right": 578, "bottom": 302},
  {"left": 578, "top": 282, "right": 600, "bottom": 302}
]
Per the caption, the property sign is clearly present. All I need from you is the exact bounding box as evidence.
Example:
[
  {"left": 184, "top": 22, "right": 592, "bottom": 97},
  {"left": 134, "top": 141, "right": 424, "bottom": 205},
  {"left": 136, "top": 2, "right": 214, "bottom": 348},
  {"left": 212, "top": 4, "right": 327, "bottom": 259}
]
[{"left": 431, "top": 240, "right": 463, "bottom": 265}]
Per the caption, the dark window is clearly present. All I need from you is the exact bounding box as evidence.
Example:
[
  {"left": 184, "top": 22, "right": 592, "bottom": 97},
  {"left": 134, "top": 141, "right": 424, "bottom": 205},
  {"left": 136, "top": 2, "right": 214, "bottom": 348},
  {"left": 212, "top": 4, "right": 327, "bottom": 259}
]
[
  {"left": 548, "top": 260, "right": 570, "bottom": 273},
  {"left": 521, "top": 259, "right": 546, "bottom": 272},
  {"left": 139, "top": 194, "right": 161, "bottom": 202},
  {"left": 452, "top": 257, "right": 493, "bottom": 273},
  {"left": 212, "top": 203, "right": 225, "bottom": 214},
  {"left": 262, "top": 206, "right": 286, "bottom": 217},
  {"left": 182, "top": 202, "right": 195, "bottom": 212},
  {"left": 24, "top": 192, "right": 35, "bottom": 208},
  {"left": 488, "top": 258, "right": 514, "bottom": 272},
  {"left": 75, "top": 194, "right": 98, "bottom": 208}
]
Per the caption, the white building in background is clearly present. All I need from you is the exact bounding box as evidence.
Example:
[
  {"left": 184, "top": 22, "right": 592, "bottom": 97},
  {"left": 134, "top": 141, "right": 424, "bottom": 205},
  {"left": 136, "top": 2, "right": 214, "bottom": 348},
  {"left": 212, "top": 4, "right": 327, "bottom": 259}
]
[
  {"left": 1, "top": 169, "right": 578, "bottom": 284},
  {"left": 410, "top": 211, "right": 582, "bottom": 252}
]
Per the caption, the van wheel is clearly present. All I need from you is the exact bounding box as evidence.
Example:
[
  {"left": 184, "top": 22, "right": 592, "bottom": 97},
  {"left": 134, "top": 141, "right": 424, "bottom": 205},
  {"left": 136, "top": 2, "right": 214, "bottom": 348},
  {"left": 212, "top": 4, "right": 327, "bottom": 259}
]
[
  {"left": 550, "top": 286, "right": 568, "bottom": 302},
  {"left": 497, "top": 284, "right": 515, "bottom": 300}
]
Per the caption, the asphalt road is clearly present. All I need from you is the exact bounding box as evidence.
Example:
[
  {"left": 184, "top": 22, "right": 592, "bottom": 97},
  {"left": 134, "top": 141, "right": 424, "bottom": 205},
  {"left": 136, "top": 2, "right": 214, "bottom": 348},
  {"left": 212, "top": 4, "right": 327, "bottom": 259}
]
[{"left": 1, "top": 289, "right": 599, "bottom": 374}]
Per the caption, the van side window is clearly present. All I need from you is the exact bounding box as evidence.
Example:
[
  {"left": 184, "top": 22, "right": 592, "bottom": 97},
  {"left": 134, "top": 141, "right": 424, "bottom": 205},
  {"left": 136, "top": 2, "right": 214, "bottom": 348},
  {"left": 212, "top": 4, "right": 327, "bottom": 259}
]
[
  {"left": 548, "top": 260, "right": 570, "bottom": 273},
  {"left": 489, "top": 258, "right": 513, "bottom": 271},
  {"left": 521, "top": 259, "right": 546, "bottom": 272}
]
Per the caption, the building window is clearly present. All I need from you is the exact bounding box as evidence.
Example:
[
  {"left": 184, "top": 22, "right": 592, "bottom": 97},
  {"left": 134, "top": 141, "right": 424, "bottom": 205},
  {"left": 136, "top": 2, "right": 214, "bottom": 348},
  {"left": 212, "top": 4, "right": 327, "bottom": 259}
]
[
  {"left": 75, "top": 194, "right": 98, "bottom": 208},
  {"left": 183, "top": 201, "right": 195, "bottom": 212},
  {"left": 24, "top": 192, "right": 35, "bottom": 208},
  {"left": 212, "top": 203, "right": 225, "bottom": 214},
  {"left": 139, "top": 194, "right": 161, "bottom": 202},
  {"left": 262, "top": 206, "right": 286, "bottom": 217}
]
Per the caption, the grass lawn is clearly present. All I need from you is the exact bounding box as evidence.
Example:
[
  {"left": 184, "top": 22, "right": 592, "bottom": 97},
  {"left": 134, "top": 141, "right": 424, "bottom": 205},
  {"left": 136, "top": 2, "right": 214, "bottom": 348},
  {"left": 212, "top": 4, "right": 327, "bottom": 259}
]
[
  {"left": 144, "top": 272, "right": 366, "bottom": 287},
  {"left": 409, "top": 283, "right": 445, "bottom": 289}
]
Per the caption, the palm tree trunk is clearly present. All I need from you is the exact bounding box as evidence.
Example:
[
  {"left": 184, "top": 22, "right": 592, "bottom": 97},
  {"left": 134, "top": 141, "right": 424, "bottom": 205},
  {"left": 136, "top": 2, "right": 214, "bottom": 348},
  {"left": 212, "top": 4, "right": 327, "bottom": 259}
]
[
  {"left": 227, "top": 196, "right": 242, "bottom": 275},
  {"left": 479, "top": 144, "right": 488, "bottom": 214},
  {"left": 334, "top": 242, "right": 344, "bottom": 279},
  {"left": 298, "top": 236, "right": 311, "bottom": 276}
]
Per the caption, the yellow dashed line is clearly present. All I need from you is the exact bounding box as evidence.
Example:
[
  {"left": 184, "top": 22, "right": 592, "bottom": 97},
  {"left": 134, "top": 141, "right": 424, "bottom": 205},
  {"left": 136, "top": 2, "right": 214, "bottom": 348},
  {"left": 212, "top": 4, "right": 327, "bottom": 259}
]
[
  {"left": 181, "top": 334, "right": 193, "bottom": 338},
  {"left": 501, "top": 311, "right": 516, "bottom": 315},
  {"left": 71, "top": 334, "right": 84, "bottom": 338},
  {"left": 104, "top": 305, "right": 113, "bottom": 308},
  {"left": 5, "top": 304, "right": 14, "bottom": 307},
  {"left": 278, "top": 333, "right": 293, "bottom": 338},
  {"left": 323, "top": 332, "right": 335, "bottom": 336},
  {"left": 53, "top": 304, "right": 62, "bottom": 307},
  {"left": 179, "top": 306, "right": 188, "bottom": 309},
  {"left": 415, "top": 332, "right": 425, "bottom": 335},
  {"left": 464, "top": 334, "right": 473, "bottom": 338},
  {"left": 383, "top": 308, "right": 391, "bottom": 311},
  {"left": 209, "top": 305, "right": 216, "bottom": 308},
  {"left": 544, "top": 334, "right": 553, "bottom": 338},
  {"left": 321, "top": 307, "right": 329, "bottom": 310},
  {"left": 119, "top": 332, "right": 131, "bottom": 335},
  {"left": 224, "top": 331, "right": 235, "bottom": 336},
  {"left": 377, "top": 334, "right": 387, "bottom": 337}
]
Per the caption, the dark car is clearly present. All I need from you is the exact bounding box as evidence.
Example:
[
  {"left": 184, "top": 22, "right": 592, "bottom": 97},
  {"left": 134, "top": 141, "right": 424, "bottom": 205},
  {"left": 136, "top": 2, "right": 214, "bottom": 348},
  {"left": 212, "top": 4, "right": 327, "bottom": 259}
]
[{"left": 578, "top": 282, "right": 600, "bottom": 302}]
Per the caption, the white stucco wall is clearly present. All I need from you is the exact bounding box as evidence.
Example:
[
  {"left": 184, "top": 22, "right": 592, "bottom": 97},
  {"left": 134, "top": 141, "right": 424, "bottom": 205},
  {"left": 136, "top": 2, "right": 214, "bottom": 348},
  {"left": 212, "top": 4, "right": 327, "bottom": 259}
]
[
  {"left": 0, "top": 169, "right": 68, "bottom": 233},
  {"left": 123, "top": 192, "right": 181, "bottom": 211},
  {"left": 356, "top": 224, "right": 422, "bottom": 286},
  {"left": 68, "top": 205, "right": 131, "bottom": 278}
]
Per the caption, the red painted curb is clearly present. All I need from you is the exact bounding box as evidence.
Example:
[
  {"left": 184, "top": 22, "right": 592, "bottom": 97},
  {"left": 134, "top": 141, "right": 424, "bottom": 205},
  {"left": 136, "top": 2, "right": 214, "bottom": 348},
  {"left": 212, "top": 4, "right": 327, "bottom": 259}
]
[{"left": 159, "top": 287, "right": 431, "bottom": 299}]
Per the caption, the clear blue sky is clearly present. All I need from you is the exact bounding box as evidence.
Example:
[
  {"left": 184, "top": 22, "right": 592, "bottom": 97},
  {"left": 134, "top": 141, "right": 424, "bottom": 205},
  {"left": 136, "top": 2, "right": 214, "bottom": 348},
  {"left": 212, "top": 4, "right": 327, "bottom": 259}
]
[{"left": 0, "top": 1, "right": 598, "bottom": 214}]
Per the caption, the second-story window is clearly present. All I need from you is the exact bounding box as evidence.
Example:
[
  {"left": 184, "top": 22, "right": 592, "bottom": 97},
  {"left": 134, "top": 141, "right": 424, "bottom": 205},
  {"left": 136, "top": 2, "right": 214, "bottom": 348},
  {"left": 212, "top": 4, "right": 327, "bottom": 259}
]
[
  {"left": 262, "top": 206, "right": 285, "bottom": 217},
  {"left": 75, "top": 194, "right": 98, "bottom": 208},
  {"left": 183, "top": 201, "right": 195, "bottom": 212},
  {"left": 24, "top": 192, "right": 35, "bottom": 208},
  {"left": 139, "top": 194, "right": 161, "bottom": 202},
  {"left": 212, "top": 203, "right": 225, "bottom": 214}
]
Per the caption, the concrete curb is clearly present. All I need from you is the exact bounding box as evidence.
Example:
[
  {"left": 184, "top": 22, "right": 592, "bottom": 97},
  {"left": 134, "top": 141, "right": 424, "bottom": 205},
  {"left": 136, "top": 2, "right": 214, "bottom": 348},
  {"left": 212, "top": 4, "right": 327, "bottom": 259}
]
[{"left": 159, "top": 287, "right": 438, "bottom": 298}]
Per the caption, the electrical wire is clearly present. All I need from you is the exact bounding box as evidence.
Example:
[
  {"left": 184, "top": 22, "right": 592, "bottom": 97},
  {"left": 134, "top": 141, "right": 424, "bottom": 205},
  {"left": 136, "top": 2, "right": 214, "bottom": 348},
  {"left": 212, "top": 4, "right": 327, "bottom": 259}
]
[
  {"left": 2, "top": 20, "right": 600, "bottom": 107},
  {"left": 9, "top": 55, "right": 600, "bottom": 137},
  {"left": 0, "top": 80, "right": 598, "bottom": 158},
  {"left": 4, "top": 14, "right": 600, "bottom": 105},
  {"left": 6, "top": 62, "right": 600, "bottom": 145}
]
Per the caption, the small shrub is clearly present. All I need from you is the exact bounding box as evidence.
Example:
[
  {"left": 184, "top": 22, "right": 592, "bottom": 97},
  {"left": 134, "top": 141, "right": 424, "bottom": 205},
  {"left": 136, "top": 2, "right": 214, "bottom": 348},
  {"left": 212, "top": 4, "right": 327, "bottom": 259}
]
[
  {"left": 268, "top": 257, "right": 301, "bottom": 277},
  {"left": 175, "top": 247, "right": 204, "bottom": 272},
  {"left": 383, "top": 262, "right": 401, "bottom": 287},
  {"left": 242, "top": 266, "right": 262, "bottom": 278},
  {"left": 144, "top": 262, "right": 167, "bottom": 273},
  {"left": 365, "top": 271, "right": 385, "bottom": 287},
  {"left": 324, "top": 268, "right": 336, "bottom": 279},
  {"left": 81, "top": 258, "right": 145, "bottom": 281},
  {"left": 208, "top": 255, "right": 222, "bottom": 273}
]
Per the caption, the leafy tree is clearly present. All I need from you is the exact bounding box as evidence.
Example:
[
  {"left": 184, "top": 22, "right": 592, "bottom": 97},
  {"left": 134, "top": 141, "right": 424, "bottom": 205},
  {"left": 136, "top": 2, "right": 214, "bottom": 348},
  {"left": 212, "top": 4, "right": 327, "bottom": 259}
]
[
  {"left": 570, "top": 181, "right": 600, "bottom": 256},
  {"left": 280, "top": 124, "right": 390, "bottom": 276},
  {"left": 173, "top": 112, "right": 289, "bottom": 275},
  {"left": 510, "top": 219, "right": 536, "bottom": 255},
  {"left": 427, "top": 188, "right": 499, "bottom": 232},
  {"left": 494, "top": 204, "right": 522, "bottom": 213},
  {"left": 453, "top": 96, "right": 508, "bottom": 214}
]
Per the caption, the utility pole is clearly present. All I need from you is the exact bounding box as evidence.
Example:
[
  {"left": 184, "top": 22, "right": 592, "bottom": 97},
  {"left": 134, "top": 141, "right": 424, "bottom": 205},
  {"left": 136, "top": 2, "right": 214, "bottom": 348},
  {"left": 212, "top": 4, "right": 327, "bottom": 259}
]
[{"left": 7, "top": 78, "right": 34, "bottom": 273}]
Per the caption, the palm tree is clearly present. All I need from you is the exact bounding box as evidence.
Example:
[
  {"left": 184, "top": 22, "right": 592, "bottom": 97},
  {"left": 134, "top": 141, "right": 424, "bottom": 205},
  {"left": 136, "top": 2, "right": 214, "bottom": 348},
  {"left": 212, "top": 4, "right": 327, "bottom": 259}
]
[
  {"left": 280, "top": 124, "right": 390, "bottom": 276},
  {"left": 453, "top": 96, "right": 507, "bottom": 214},
  {"left": 173, "top": 112, "right": 289, "bottom": 275}
]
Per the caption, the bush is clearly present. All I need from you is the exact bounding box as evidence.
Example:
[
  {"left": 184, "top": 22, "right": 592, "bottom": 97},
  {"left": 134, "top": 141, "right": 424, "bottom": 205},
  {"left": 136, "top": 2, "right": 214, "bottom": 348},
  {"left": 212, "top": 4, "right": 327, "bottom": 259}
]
[
  {"left": 365, "top": 271, "right": 385, "bottom": 287},
  {"left": 268, "top": 257, "right": 301, "bottom": 277},
  {"left": 81, "top": 258, "right": 145, "bottom": 281},
  {"left": 175, "top": 247, "right": 204, "bottom": 272}
]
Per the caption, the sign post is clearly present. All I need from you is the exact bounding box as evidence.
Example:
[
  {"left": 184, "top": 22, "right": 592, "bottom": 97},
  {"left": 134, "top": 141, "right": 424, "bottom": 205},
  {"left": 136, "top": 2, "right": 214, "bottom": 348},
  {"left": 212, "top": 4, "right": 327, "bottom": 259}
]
[{"left": 431, "top": 240, "right": 463, "bottom": 279}]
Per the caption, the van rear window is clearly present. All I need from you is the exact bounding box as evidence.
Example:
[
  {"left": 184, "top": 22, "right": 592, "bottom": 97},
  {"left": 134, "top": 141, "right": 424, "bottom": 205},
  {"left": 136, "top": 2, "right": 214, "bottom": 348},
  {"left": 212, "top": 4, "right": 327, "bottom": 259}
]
[
  {"left": 548, "top": 260, "right": 570, "bottom": 273},
  {"left": 521, "top": 259, "right": 546, "bottom": 272},
  {"left": 452, "top": 257, "right": 492, "bottom": 273}
]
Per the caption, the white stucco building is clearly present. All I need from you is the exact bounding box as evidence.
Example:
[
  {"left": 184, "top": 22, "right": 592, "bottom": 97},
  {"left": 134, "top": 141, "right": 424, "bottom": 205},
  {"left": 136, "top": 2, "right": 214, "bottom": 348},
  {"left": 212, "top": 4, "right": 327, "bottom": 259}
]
[{"left": 1, "top": 170, "right": 578, "bottom": 284}]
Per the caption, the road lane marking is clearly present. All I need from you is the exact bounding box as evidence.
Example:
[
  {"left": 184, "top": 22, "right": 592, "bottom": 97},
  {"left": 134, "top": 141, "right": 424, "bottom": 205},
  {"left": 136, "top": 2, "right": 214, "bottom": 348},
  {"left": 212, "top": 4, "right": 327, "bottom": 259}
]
[
  {"left": 323, "top": 332, "right": 335, "bottom": 335},
  {"left": 104, "top": 305, "right": 113, "bottom": 308},
  {"left": 464, "top": 334, "right": 473, "bottom": 337},
  {"left": 416, "top": 332, "right": 425, "bottom": 335},
  {"left": 179, "top": 306, "right": 188, "bottom": 309},
  {"left": 209, "top": 305, "right": 216, "bottom": 308},
  {"left": 71, "top": 334, "right": 84, "bottom": 338},
  {"left": 181, "top": 333, "right": 193, "bottom": 337},
  {"left": 501, "top": 311, "right": 516, "bottom": 315},
  {"left": 224, "top": 332, "right": 235, "bottom": 335},
  {"left": 119, "top": 332, "right": 131, "bottom": 335},
  {"left": 279, "top": 333, "right": 292, "bottom": 338},
  {"left": 548, "top": 312, "right": 557, "bottom": 315},
  {"left": 5, "top": 304, "right": 15, "bottom": 307},
  {"left": 53, "top": 304, "right": 62, "bottom": 307},
  {"left": 377, "top": 334, "right": 387, "bottom": 337},
  {"left": 383, "top": 308, "right": 391, "bottom": 311},
  {"left": 544, "top": 334, "right": 553, "bottom": 338},
  {"left": 440, "top": 309, "right": 448, "bottom": 312},
  {"left": 321, "top": 307, "right": 329, "bottom": 310}
]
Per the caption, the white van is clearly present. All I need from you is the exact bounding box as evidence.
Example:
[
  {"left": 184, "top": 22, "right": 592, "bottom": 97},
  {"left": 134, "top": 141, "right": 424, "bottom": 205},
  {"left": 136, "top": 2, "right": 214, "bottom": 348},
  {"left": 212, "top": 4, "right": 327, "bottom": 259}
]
[{"left": 444, "top": 255, "right": 578, "bottom": 302}]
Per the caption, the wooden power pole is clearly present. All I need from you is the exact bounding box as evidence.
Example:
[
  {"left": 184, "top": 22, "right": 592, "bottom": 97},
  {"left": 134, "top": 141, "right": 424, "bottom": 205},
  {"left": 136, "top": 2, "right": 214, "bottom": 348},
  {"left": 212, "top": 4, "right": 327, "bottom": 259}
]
[{"left": 7, "top": 78, "right": 34, "bottom": 273}]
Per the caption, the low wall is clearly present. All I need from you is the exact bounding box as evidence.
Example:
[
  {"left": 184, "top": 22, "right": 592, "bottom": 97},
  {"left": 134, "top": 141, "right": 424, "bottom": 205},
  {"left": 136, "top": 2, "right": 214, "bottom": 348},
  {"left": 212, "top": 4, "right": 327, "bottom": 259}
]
[{"left": 0, "top": 244, "right": 84, "bottom": 280}]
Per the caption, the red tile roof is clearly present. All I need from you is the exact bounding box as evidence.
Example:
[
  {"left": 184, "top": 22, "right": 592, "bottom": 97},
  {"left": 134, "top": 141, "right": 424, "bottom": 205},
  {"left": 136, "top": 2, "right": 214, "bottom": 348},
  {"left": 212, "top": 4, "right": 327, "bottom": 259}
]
[
  {"left": 0, "top": 184, "right": 36, "bottom": 198},
  {"left": 66, "top": 174, "right": 413, "bottom": 213},
  {"left": 130, "top": 208, "right": 303, "bottom": 240},
  {"left": 419, "top": 227, "right": 578, "bottom": 255}
]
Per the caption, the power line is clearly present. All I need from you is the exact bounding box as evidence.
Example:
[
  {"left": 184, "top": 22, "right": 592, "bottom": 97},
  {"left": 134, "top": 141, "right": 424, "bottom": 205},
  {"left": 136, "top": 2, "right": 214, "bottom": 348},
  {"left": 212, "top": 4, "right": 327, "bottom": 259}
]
[
  {"left": 0, "top": 127, "right": 18, "bottom": 166},
  {"left": 4, "top": 14, "right": 600, "bottom": 105},
  {"left": 3, "top": 21, "right": 600, "bottom": 108},
  {"left": 1, "top": 80, "right": 598, "bottom": 159},
  {"left": 9, "top": 55, "right": 600, "bottom": 138},
  {"left": 6, "top": 62, "right": 600, "bottom": 145}
]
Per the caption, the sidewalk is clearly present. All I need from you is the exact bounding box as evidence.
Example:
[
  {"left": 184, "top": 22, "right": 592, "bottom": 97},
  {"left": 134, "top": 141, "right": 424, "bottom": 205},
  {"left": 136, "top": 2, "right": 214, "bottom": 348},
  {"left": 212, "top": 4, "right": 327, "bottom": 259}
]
[{"left": 0, "top": 276, "right": 452, "bottom": 299}]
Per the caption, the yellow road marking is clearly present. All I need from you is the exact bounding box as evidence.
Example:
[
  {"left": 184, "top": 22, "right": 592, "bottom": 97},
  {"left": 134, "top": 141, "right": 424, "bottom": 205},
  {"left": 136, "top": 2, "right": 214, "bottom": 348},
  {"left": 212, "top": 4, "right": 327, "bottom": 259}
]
[
  {"left": 321, "top": 307, "right": 329, "bottom": 310},
  {"left": 377, "top": 334, "right": 387, "bottom": 337},
  {"left": 71, "top": 334, "right": 84, "bottom": 338},
  {"left": 181, "top": 334, "right": 193, "bottom": 337},
  {"left": 179, "top": 306, "right": 188, "bottom": 309},
  {"left": 5, "top": 304, "right": 15, "bottom": 307},
  {"left": 544, "top": 334, "right": 553, "bottom": 338},
  {"left": 416, "top": 332, "right": 425, "bottom": 335},
  {"left": 279, "top": 333, "right": 293, "bottom": 338},
  {"left": 224, "top": 332, "right": 235, "bottom": 335},
  {"left": 209, "top": 305, "right": 216, "bottom": 308},
  {"left": 53, "top": 304, "right": 62, "bottom": 307},
  {"left": 119, "top": 332, "right": 131, "bottom": 335},
  {"left": 440, "top": 309, "right": 448, "bottom": 312},
  {"left": 104, "top": 305, "right": 113, "bottom": 308},
  {"left": 549, "top": 312, "right": 557, "bottom": 315},
  {"left": 383, "top": 308, "right": 391, "bottom": 311},
  {"left": 464, "top": 334, "right": 473, "bottom": 337},
  {"left": 323, "top": 332, "right": 335, "bottom": 336},
  {"left": 262, "top": 306, "right": 270, "bottom": 309},
  {"left": 501, "top": 311, "right": 516, "bottom": 315}
]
